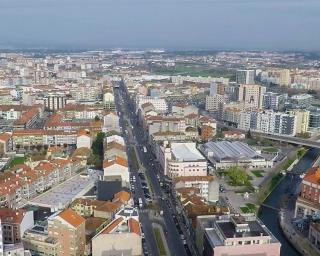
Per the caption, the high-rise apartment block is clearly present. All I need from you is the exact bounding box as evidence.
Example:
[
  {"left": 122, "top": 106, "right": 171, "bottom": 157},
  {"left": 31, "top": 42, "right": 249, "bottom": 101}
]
[
  {"left": 236, "top": 70, "right": 255, "bottom": 84},
  {"left": 238, "top": 84, "right": 266, "bottom": 109}
]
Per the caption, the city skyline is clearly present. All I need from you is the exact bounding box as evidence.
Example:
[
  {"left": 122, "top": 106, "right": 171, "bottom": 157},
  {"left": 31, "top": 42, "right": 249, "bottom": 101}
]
[{"left": 0, "top": 0, "right": 320, "bottom": 51}]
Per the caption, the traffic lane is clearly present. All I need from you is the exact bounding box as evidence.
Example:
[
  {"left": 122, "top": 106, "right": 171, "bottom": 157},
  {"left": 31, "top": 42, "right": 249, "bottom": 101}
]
[
  {"left": 132, "top": 125, "right": 193, "bottom": 255},
  {"left": 133, "top": 140, "right": 187, "bottom": 255},
  {"left": 140, "top": 211, "right": 159, "bottom": 256},
  {"left": 120, "top": 85, "right": 187, "bottom": 255},
  {"left": 115, "top": 88, "right": 157, "bottom": 256}
]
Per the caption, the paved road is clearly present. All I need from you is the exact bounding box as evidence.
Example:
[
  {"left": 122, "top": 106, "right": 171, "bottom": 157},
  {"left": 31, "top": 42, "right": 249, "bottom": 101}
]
[
  {"left": 116, "top": 81, "right": 197, "bottom": 256},
  {"left": 114, "top": 87, "right": 159, "bottom": 256}
]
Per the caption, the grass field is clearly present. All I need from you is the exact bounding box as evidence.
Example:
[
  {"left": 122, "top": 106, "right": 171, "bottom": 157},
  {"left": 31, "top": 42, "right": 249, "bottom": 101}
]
[
  {"left": 251, "top": 170, "right": 265, "bottom": 177},
  {"left": 262, "top": 147, "right": 278, "bottom": 153},
  {"left": 152, "top": 64, "right": 236, "bottom": 80},
  {"left": 153, "top": 227, "right": 167, "bottom": 256},
  {"left": 9, "top": 156, "right": 27, "bottom": 168},
  {"left": 240, "top": 203, "right": 257, "bottom": 214}
]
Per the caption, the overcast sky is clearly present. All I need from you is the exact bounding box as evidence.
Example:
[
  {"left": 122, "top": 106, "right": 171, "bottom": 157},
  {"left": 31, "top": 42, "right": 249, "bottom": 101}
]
[{"left": 0, "top": 0, "right": 319, "bottom": 51}]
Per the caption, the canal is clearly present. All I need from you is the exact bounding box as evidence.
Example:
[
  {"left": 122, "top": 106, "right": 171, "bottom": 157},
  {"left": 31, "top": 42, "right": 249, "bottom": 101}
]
[{"left": 258, "top": 148, "right": 320, "bottom": 256}]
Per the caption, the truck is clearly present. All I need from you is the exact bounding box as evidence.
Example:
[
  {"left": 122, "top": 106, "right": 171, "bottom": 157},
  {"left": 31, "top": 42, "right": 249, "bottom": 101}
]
[
  {"left": 143, "top": 146, "right": 147, "bottom": 153},
  {"left": 138, "top": 198, "right": 143, "bottom": 208}
]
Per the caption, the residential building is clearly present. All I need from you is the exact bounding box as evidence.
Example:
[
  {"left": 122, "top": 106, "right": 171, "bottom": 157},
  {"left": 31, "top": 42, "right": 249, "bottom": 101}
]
[
  {"left": 295, "top": 167, "right": 320, "bottom": 218},
  {"left": 196, "top": 215, "right": 281, "bottom": 256},
  {"left": 146, "top": 116, "right": 186, "bottom": 138},
  {"left": 48, "top": 208, "right": 85, "bottom": 256},
  {"left": 288, "top": 110, "right": 310, "bottom": 135},
  {"left": 171, "top": 104, "right": 198, "bottom": 117},
  {"left": 76, "top": 129, "right": 92, "bottom": 149},
  {"left": 238, "top": 84, "right": 266, "bottom": 109},
  {"left": 43, "top": 93, "right": 67, "bottom": 111},
  {"left": 205, "top": 94, "right": 225, "bottom": 117},
  {"left": 0, "top": 208, "right": 34, "bottom": 245},
  {"left": 71, "top": 198, "right": 106, "bottom": 217},
  {"left": 0, "top": 133, "right": 13, "bottom": 155},
  {"left": 102, "top": 112, "right": 120, "bottom": 133},
  {"left": 309, "top": 221, "right": 320, "bottom": 253},
  {"left": 161, "top": 142, "right": 207, "bottom": 178},
  {"left": 236, "top": 70, "right": 255, "bottom": 84},
  {"left": 103, "top": 156, "right": 129, "bottom": 187},
  {"left": 200, "top": 125, "right": 215, "bottom": 141},
  {"left": 237, "top": 110, "right": 297, "bottom": 136},
  {"left": 137, "top": 96, "right": 168, "bottom": 113},
  {"left": 103, "top": 141, "right": 127, "bottom": 160},
  {"left": 263, "top": 92, "right": 286, "bottom": 111},
  {"left": 291, "top": 94, "right": 313, "bottom": 108},
  {"left": 92, "top": 216, "right": 142, "bottom": 256},
  {"left": 222, "top": 130, "right": 246, "bottom": 140},
  {"left": 173, "top": 176, "right": 219, "bottom": 202},
  {"left": 22, "top": 225, "right": 59, "bottom": 256}
]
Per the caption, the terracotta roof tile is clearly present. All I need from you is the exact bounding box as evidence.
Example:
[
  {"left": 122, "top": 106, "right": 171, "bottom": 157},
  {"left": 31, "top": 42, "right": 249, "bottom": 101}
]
[
  {"left": 58, "top": 208, "right": 85, "bottom": 228},
  {"left": 0, "top": 132, "right": 12, "bottom": 142},
  {"left": 303, "top": 167, "right": 320, "bottom": 184},
  {"left": 128, "top": 218, "right": 141, "bottom": 235},
  {"left": 113, "top": 191, "right": 131, "bottom": 203},
  {"left": 103, "top": 156, "right": 128, "bottom": 169},
  {"left": 0, "top": 208, "right": 26, "bottom": 224},
  {"left": 101, "top": 217, "right": 124, "bottom": 234},
  {"left": 95, "top": 202, "right": 121, "bottom": 213}
]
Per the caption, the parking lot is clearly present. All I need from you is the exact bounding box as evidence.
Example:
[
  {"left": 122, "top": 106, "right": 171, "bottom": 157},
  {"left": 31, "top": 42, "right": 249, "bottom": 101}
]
[{"left": 29, "top": 170, "right": 100, "bottom": 210}]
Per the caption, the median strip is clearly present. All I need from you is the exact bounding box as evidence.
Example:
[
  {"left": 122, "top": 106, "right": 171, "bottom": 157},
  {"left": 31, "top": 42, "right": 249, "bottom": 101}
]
[{"left": 153, "top": 227, "right": 167, "bottom": 256}]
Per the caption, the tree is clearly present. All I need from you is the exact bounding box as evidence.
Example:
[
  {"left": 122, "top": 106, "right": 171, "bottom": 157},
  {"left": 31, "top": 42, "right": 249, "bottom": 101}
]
[
  {"left": 92, "top": 132, "right": 106, "bottom": 157},
  {"left": 247, "top": 129, "right": 252, "bottom": 139},
  {"left": 227, "top": 166, "right": 249, "bottom": 186},
  {"left": 297, "top": 148, "right": 306, "bottom": 159},
  {"left": 94, "top": 115, "right": 100, "bottom": 121}
]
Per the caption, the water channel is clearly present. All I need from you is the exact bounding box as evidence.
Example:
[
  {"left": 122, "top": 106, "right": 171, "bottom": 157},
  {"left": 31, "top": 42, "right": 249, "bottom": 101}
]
[{"left": 258, "top": 148, "right": 320, "bottom": 256}]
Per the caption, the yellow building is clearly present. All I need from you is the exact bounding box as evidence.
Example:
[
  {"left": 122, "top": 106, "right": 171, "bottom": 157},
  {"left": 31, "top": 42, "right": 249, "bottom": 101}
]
[{"left": 289, "top": 110, "right": 310, "bottom": 135}]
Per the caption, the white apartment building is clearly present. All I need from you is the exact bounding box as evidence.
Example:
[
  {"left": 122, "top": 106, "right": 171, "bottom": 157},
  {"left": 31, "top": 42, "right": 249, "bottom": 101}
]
[
  {"left": 137, "top": 96, "right": 168, "bottom": 113},
  {"left": 102, "top": 112, "right": 120, "bottom": 133},
  {"left": 161, "top": 142, "right": 207, "bottom": 178},
  {"left": 238, "top": 110, "right": 297, "bottom": 136}
]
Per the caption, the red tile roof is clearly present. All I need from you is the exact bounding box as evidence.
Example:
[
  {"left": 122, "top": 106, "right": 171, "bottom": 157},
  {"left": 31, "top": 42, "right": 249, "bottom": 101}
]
[
  {"left": 128, "top": 218, "right": 141, "bottom": 235},
  {"left": 58, "top": 208, "right": 85, "bottom": 228},
  {"left": 103, "top": 156, "right": 128, "bottom": 168},
  {"left": 101, "top": 217, "right": 124, "bottom": 234},
  {"left": 0, "top": 132, "right": 12, "bottom": 142}
]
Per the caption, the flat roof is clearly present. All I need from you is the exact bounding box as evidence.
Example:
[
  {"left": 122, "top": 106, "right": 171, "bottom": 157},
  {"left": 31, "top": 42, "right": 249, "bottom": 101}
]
[
  {"left": 203, "top": 141, "right": 263, "bottom": 162},
  {"left": 29, "top": 170, "right": 100, "bottom": 210},
  {"left": 171, "top": 143, "right": 205, "bottom": 161}
]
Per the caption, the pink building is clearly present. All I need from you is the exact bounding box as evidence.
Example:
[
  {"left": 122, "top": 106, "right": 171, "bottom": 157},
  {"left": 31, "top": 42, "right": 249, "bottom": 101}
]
[{"left": 196, "top": 215, "right": 281, "bottom": 256}]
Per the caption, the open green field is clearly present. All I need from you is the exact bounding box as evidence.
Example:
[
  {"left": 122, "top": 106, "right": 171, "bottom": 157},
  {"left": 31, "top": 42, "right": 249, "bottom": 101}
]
[
  {"left": 9, "top": 156, "right": 28, "bottom": 168},
  {"left": 152, "top": 64, "right": 236, "bottom": 80}
]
